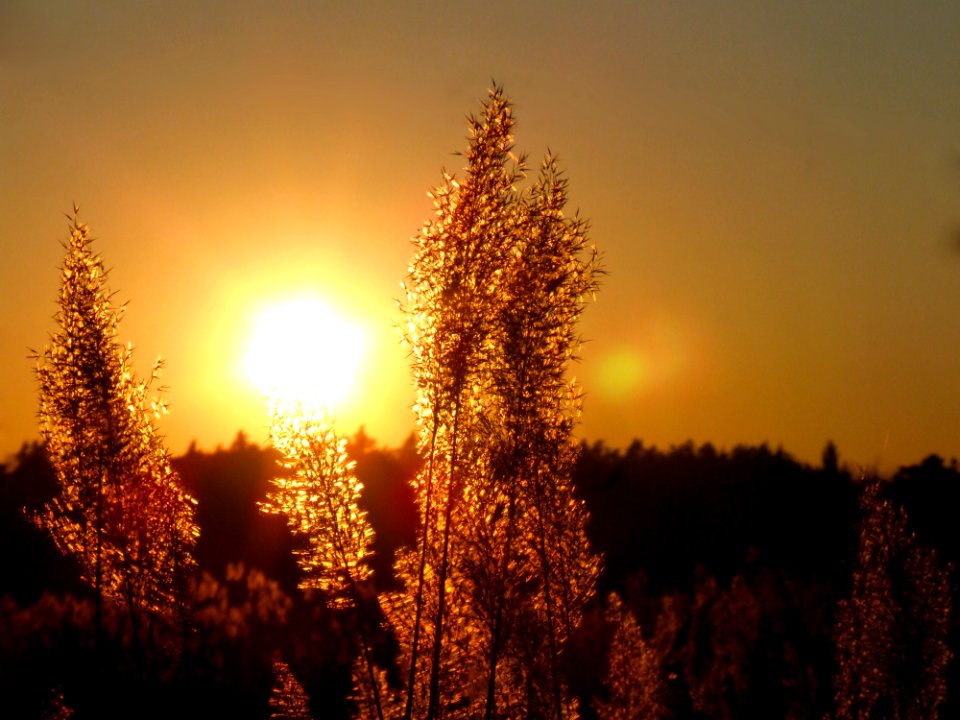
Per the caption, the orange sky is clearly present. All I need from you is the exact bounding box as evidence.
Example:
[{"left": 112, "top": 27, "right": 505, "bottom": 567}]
[{"left": 3, "top": 1, "right": 959, "bottom": 473}]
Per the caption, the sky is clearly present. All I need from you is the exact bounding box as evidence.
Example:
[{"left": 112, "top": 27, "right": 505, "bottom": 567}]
[{"left": 2, "top": 1, "right": 959, "bottom": 473}]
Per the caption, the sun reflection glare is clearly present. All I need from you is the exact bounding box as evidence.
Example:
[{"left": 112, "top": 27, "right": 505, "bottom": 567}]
[{"left": 243, "top": 296, "right": 365, "bottom": 411}]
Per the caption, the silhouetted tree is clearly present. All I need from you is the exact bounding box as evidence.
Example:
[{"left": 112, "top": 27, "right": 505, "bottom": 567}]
[
  {"left": 574, "top": 439, "right": 857, "bottom": 594},
  {"left": 822, "top": 441, "right": 840, "bottom": 475},
  {"left": 834, "top": 479, "right": 952, "bottom": 720},
  {"left": 33, "top": 208, "right": 198, "bottom": 659}
]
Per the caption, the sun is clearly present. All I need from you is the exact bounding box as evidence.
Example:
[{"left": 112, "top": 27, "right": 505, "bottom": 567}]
[{"left": 242, "top": 296, "right": 366, "bottom": 411}]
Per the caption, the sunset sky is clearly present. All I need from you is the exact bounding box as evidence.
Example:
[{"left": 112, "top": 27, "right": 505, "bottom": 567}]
[{"left": 2, "top": 1, "right": 959, "bottom": 473}]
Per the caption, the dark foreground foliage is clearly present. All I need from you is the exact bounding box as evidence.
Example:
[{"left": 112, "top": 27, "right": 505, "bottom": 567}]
[{"left": 1, "top": 436, "right": 957, "bottom": 718}]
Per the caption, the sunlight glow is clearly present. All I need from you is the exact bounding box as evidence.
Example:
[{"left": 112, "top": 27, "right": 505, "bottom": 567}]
[
  {"left": 597, "top": 349, "right": 647, "bottom": 400},
  {"left": 243, "top": 296, "right": 365, "bottom": 411}
]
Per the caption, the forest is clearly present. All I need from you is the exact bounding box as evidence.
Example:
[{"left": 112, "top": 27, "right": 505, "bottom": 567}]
[
  {"left": 1, "top": 436, "right": 957, "bottom": 718},
  {"left": 1, "top": 86, "right": 955, "bottom": 719}
]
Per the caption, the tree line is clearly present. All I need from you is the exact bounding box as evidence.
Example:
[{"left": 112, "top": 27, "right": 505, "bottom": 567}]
[
  {"left": 1, "top": 86, "right": 954, "bottom": 719},
  {"left": 3, "top": 435, "right": 957, "bottom": 718}
]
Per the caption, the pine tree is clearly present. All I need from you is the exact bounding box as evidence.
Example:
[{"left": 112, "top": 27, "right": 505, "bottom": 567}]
[
  {"left": 33, "top": 208, "right": 198, "bottom": 654},
  {"left": 834, "top": 479, "right": 952, "bottom": 720}
]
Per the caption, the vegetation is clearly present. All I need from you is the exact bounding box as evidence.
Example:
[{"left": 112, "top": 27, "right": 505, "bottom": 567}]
[
  {"left": 30, "top": 209, "right": 197, "bottom": 670},
  {"left": 594, "top": 593, "right": 668, "bottom": 720},
  {"left": 1, "top": 89, "right": 955, "bottom": 719},
  {"left": 261, "top": 406, "right": 383, "bottom": 718},
  {"left": 384, "top": 86, "right": 600, "bottom": 719},
  {"left": 3, "top": 436, "right": 960, "bottom": 718},
  {"left": 834, "top": 479, "right": 952, "bottom": 719},
  {"left": 269, "top": 657, "right": 314, "bottom": 720}
]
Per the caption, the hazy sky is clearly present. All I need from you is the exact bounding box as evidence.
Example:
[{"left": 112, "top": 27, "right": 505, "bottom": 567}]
[{"left": 2, "top": 1, "right": 959, "bottom": 473}]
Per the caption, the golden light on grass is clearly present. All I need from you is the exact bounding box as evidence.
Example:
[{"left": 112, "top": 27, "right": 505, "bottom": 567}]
[{"left": 242, "top": 296, "right": 366, "bottom": 411}]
